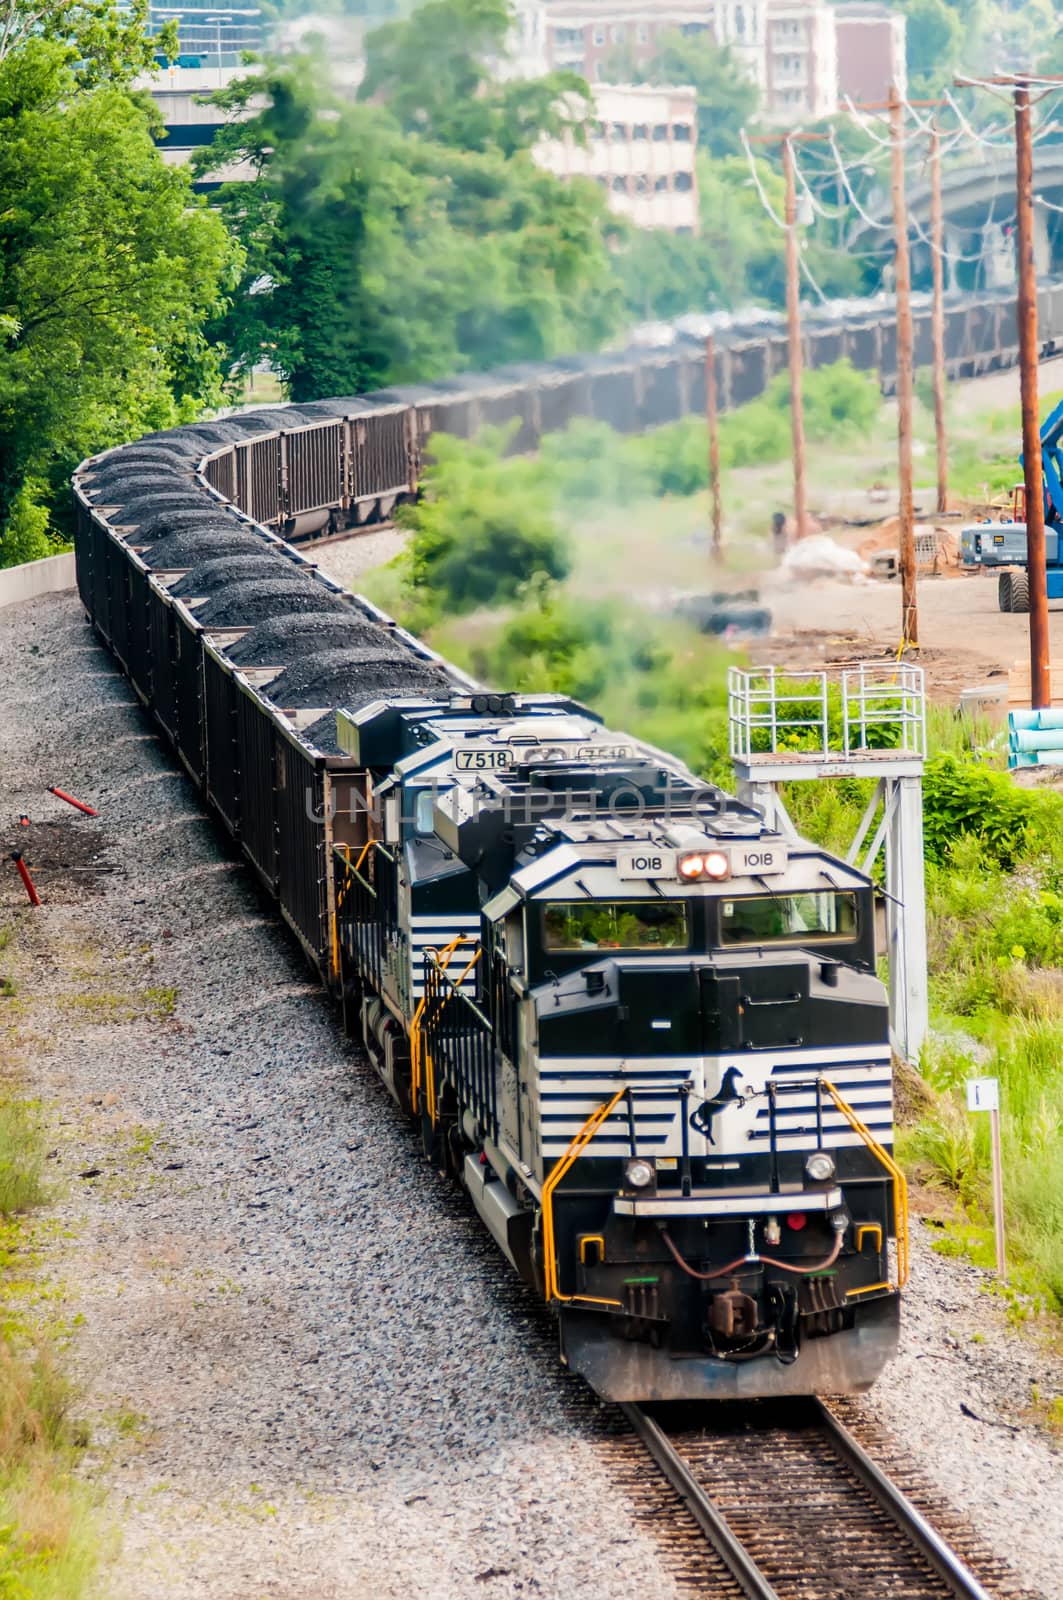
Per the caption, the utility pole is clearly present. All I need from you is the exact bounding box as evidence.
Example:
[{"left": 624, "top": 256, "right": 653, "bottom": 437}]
[
  {"left": 1014, "top": 79, "right": 1051, "bottom": 708},
  {"left": 705, "top": 335, "right": 723, "bottom": 562},
  {"left": 890, "top": 83, "right": 918, "bottom": 650},
  {"left": 782, "top": 135, "right": 808, "bottom": 542},
  {"left": 929, "top": 120, "right": 948, "bottom": 515},
  {"left": 958, "top": 72, "right": 1063, "bottom": 708}
]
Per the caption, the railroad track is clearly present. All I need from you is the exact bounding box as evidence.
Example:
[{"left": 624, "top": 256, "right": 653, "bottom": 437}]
[
  {"left": 618, "top": 1398, "right": 1028, "bottom": 1600},
  {"left": 296, "top": 519, "right": 396, "bottom": 551}
]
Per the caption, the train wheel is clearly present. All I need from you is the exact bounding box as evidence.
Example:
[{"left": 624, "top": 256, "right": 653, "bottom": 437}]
[
  {"left": 1011, "top": 570, "right": 1030, "bottom": 613},
  {"left": 998, "top": 571, "right": 1014, "bottom": 612}
]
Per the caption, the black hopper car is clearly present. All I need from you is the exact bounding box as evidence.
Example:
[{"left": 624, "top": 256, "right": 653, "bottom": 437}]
[{"left": 72, "top": 356, "right": 920, "bottom": 1400}]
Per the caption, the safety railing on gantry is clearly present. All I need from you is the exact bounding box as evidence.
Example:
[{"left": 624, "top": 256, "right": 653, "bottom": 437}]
[{"left": 727, "top": 663, "right": 926, "bottom": 767}]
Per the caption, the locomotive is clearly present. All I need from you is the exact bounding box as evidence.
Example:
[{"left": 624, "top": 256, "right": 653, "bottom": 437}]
[
  {"left": 335, "top": 695, "right": 902, "bottom": 1400},
  {"left": 72, "top": 394, "right": 906, "bottom": 1403}
]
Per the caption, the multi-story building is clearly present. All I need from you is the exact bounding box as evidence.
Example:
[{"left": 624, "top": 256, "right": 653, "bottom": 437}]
[
  {"left": 518, "top": 0, "right": 905, "bottom": 124},
  {"left": 535, "top": 1, "right": 767, "bottom": 92},
  {"left": 834, "top": 3, "right": 907, "bottom": 106},
  {"left": 534, "top": 83, "right": 699, "bottom": 231},
  {"left": 148, "top": 2, "right": 264, "bottom": 65},
  {"left": 763, "top": 0, "right": 837, "bottom": 121},
  {"left": 138, "top": 62, "right": 258, "bottom": 187}
]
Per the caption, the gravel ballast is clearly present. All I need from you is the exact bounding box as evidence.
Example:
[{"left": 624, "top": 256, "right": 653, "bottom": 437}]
[
  {"left": 4, "top": 574, "right": 1063, "bottom": 1598},
  {"left": 0, "top": 592, "right": 684, "bottom": 1600}
]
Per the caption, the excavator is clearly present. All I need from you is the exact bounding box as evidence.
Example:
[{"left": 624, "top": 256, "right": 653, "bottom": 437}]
[{"left": 960, "top": 395, "right": 1063, "bottom": 611}]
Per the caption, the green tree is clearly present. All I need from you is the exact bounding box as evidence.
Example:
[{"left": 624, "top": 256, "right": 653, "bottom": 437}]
[
  {"left": 604, "top": 27, "right": 757, "bottom": 158},
  {"left": 898, "top": 0, "right": 964, "bottom": 89},
  {"left": 359, "top": 0, "right": 590, "bottom": 156},
  {"left": 203, "top": 56, "right": 622, "bottom": 397},
  {"left": 0, "top": 37, "right": 239, "bottom": 560},
  {"left": 0, "top": 0, "right": 178, "bottom": 86},
  {"left": 398, "top": 425, "right": 570, "bottom": 618}
]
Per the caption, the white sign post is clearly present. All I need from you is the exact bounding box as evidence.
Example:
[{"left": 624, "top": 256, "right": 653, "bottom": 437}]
[{"left": 966, "top": 1077, "right": 1005, "bottom": 1276}]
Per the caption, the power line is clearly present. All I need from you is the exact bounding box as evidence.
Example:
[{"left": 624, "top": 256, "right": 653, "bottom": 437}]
[{"left": 740, "top": 127, "right": 786, "bottom": 229}]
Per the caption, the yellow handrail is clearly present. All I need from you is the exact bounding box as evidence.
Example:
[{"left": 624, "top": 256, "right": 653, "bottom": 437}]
[
  {"left": 541, "top": 1088, "right": 627, "bottom": 1307},
  {"left": 410, "top": 935, "right": 471, "bottom": 1115},
  {"left": 821, "top": 1077, "right": 909, "bottom": 1289},
  {"left": 331, "top": 841, "right": 374, "bottom": 979},
  {"left": 424, "top": 948, "right": 482, "bottom": 1127}
]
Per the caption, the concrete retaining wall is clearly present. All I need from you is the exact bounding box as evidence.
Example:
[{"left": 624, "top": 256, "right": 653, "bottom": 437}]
[{"left": 0, "top": 552, "right": 76, "bottom": 610}]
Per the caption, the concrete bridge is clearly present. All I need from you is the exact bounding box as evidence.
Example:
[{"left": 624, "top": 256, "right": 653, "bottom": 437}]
[{"left": 849, "top": 144, "right": 1063, "bottom": 291}]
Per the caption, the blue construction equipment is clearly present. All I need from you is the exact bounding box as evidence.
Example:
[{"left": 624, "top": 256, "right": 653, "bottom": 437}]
[{"left": 960, "top": 394, "right": 1063, "bottom": 610}]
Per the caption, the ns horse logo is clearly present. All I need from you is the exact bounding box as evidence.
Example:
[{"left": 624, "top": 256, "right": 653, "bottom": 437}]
[{"left": 689, "top": 1066, "right": 746, "bottom": 1145}]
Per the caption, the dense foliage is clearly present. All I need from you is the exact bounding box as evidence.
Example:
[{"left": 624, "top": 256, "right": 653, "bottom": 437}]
[
  {"left": 0, "top": 7, "right": 239, "bottom": 563},
  {"left": 398, "top": 427, "right": 570, "bottom": 619},
  {"left": 201, "top": 40, "right": 622, "bottom": 399}
]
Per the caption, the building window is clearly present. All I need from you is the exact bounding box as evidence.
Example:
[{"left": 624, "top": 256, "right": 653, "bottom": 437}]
[
  {"left": 735, "top": 4, "right": 745, "bottom": 36},
  {"left": 637, "top": 23, "right": 649, "bottom": 42},
  {"left": 675, "top": 171, "right": 693, "bottom": 191},
  {"left": 673, "top": 122, "right": 692, "bottom": 141},
  {"left": 611, "top": 175, "right": 628, "bottom": 193},
  {"left": 632, "top": 122, "right": 648, "bottom": 139},
  {"left": 611, "top": 23, "right": 625, "bottom": 42},
  {"left": 611, "top": 122, "right": 628, "bottom": 141},
  {"left": 653, "top": 123, "right": 669, "bottom": 141},
  {"left": 654, "top": 173, "right": 671, "bottom": 192},
  {"left": 554, "top": 26, "right": 581, "bottom": 45},
  {"left": 592, "top": 25, "right": 604, "bottom": 44}
]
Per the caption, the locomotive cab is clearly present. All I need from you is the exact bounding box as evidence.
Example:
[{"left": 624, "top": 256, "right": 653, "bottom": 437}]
[{"left": 480, "top": 821, "right": 901, "bottom": 1401}]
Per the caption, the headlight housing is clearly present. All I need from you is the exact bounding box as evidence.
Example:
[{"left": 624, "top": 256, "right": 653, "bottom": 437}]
[
  {"left": 805, "top": 1151, "right": 836, "bottom": 1183},
  {"left": 623, "top": 1157, "right": 657, "bottom": 1192},
  {"left": 677, "top": 850, "right": 730, "bottom": 882}
]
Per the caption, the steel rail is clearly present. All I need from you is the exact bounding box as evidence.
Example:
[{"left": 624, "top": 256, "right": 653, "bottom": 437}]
[
  {"left": 625, "top": 1399, "right": 996, "bottom": 1600},
  {"left": 619, "top": 1403, "right": 781, "bottom": 1600},
  {"left": 813, "top": 1400, "right": 995, "bottom": 1600}
]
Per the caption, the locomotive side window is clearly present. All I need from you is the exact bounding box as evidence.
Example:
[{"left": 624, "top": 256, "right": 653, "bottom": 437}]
[
  {"left": 720, "top": 891, "right": 858, "bottom": 945},
  {"left": 542, "top": 901, "right": 688, "bottom": 951}
]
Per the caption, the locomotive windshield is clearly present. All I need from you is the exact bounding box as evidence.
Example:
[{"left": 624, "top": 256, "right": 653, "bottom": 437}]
[
  {"left": 720, "top": 890, "right": 858, "bottom": 945},
  {"left": 542, "top": 901, "right": 689, "bottom": 952}
]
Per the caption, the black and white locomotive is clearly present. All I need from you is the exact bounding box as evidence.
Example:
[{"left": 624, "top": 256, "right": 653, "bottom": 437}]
[
  {"left": 72, "top": 395, "right": 906, "bottom": 1404},
  {"left": 336, "top": 694, "right": 903, "bottom": 1400}
]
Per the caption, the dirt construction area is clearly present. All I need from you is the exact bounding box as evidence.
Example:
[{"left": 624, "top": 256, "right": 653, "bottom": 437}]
[{"left": 757, "top": 568, "right": 1031, "bottom": 702}]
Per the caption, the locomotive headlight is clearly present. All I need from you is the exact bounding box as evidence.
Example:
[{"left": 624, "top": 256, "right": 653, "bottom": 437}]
[
  {"left": 678, "top": 853, "right": 704, "bottom": 880},
  {"left": 703, "top": 850, "right": 730, "bottom": 881},
  {"left": 805, "top": 1151, "right": 836, "bottom": 1183},
  {"left": 623, "top": 1157, "right": 657, "bottom": 1191}
]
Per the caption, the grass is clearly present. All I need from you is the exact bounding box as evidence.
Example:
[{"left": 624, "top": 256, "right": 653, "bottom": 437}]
[
  {"left": 0, "top": 1103, "right": 100, "bottom": 1600},
  {"left": 0, "top": 919, "right": 102, "bottom": 1600}
]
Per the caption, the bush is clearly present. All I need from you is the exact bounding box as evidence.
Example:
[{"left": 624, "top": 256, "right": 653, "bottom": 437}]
[
  {"left": 0, "top": 483, "right": 56, "bottom": 569},
  {"left": 398, "top": 425, "right": 570, "bottom": 618},
  {"left": 922, "top": 753, "right": 1063, "bottom": 870}
]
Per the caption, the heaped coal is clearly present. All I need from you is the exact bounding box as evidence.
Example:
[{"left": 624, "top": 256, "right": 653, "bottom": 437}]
[
  {"left": 140, "top": 527, "right": 265, "bottom": 570},
  {"left": 227, "top": 612, "right": 393, "bottom": 667},
  {"left": 299, "top": 711, "right": 351, "bottom": 755},
  {"left": 264, "top": 648, "right": 453, "bottom": 711},
  {"left": 130, "top": 510, "right": 248, "bottom": 543},
  {"left": 170, "top": 555, "right": 308, "bottom": 600},
  {"left": 85, "top": 470, "right": 183, "bottom": 501},
  {"left": 194, "top": 578, "right": 349, "bottom": 628},
  {"left": 106, "top": 493, "right": 215, "bottom": 527}
]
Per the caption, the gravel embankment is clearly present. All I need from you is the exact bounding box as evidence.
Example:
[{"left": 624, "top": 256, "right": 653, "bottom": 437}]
[
  {"left": 311, "top": 526, "right": 407, "bottom": 591},
  {"left": 854, "top": 1225, "right": 1063, "bottom": 1598},
  {"left": 2, "top": 576, "right": 1063, "bottom": 1598},
  {"left": 0, "top": 592, "right": 681, "bottom": 1600}
]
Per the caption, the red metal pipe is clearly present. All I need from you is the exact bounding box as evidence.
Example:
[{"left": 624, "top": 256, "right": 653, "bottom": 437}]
[
  {"left": 10, "top": 853, "right": 40, "bottom": 907},
  {"left": 47, "top": 785, "right": 98, "bottom": 817}
]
